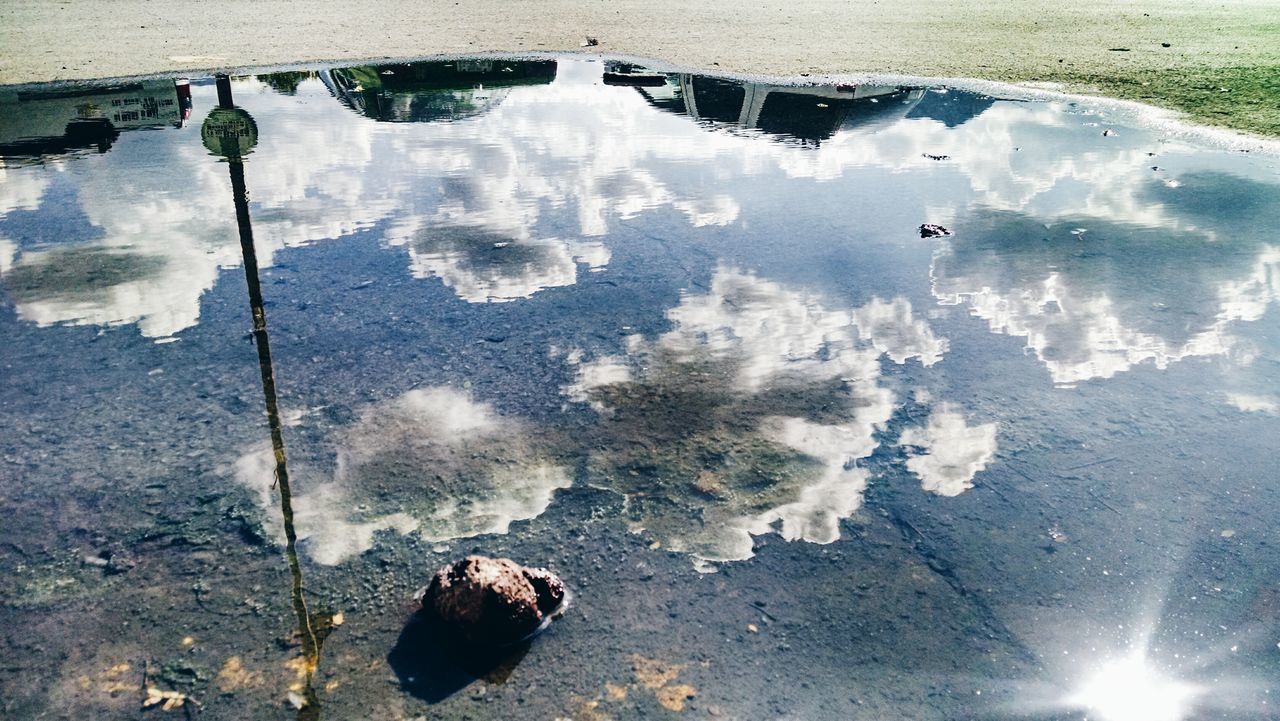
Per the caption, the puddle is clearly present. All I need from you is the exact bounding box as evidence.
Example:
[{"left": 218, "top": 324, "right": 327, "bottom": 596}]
[{"left": 1, "top": 57, "right": 1278, "bottom": 720}]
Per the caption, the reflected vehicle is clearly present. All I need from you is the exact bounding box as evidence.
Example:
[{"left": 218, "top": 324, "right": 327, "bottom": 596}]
[
  {"left": 321, "top": 59, "right": 557, "bottom": 123},
  {"left": 609, "top": 62, "right": 923, "bottom": 144},
  {"left": 0, "top": 79, "right": 192, "bottom": 162}
]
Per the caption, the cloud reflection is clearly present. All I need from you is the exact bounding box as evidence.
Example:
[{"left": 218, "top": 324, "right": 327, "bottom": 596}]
[
  {"left": 234, "top": 387, "right": 570, "bottom": 565},
  {"left": 564, "top": 267, "right": 950, "bottom": 565},
  {"left": 898, "top": 404, "right": 998, "bottom": 497},
  {"left": 388, "top": 222, "right": 609, "bottom": 303},
  {"left": 932, "top": 206, "right": 1279, "bottom": 385}
]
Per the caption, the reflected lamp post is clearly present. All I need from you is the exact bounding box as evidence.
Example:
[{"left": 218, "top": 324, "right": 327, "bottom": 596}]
[{"left": 202, "top": 74, "right": 333, "bottom": 720}]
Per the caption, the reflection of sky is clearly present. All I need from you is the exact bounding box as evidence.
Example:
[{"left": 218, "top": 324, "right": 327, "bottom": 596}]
[
  {"left": 234, "top": 386, "right": 570, "bottom": 565},
  {"left": 563, "top": 266, "right": 959, "bottom": 565},
  {"left": 0, "top": 59, "right": 1278, "bottom": 720},
  {"left": 1, "top": 58, "right": 1276, "bottom": 563},
  {"left": 932, "top": 178, "right": 1280, "bottom": 385},
  {"left": 898, "top": 403, "right": 998, "bottom": 496},
  {"left": 1, "top": 61, "right": 1277, "bottom": 381}
]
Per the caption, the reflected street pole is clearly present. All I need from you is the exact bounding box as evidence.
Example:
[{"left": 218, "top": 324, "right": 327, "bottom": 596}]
[{"left": 204, "top": 74, "right": 330, "bottom": 720}]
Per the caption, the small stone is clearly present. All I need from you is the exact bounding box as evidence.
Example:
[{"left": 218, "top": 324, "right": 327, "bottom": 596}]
[
  {"left": 582, "top": 37, "right": 599, "bottom": 47},
  {"left": 919, "top": 223, "right": 952, "bottom": 238}
]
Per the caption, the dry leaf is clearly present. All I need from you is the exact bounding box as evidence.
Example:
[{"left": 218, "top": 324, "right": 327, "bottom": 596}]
[{"left": 143, "top": 686, "right": 190, "bottom": 711}]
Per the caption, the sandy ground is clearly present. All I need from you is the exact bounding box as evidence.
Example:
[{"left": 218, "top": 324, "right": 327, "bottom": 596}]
[{"left": 1, "top": 0, "right": 1278, "bottom": 134}]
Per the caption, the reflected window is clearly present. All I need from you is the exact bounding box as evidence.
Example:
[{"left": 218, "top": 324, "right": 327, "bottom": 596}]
[
  {"left": 756, "top": 91, "right": 849, "bottom": 144},
  {"left": 690, "top": 77, "right": 745, "bottom": 124}
]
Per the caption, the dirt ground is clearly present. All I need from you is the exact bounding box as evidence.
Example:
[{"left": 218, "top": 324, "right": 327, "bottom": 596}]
[{"left": 1, "top": 1, "right": 1277, "bottom": 133}]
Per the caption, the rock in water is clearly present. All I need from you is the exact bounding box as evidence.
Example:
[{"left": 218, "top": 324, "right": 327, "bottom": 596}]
[
  {"left": 521, "top": 565, "right": 567, "bottom": 615},
  {"left": 420, "top": 556, "right": 566, "bottom": 644},
  {"left": 919, "top": 223, "right": 952, "bottom": 238}
]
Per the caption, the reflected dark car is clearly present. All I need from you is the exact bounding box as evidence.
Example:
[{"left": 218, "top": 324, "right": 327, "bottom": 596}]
[
  {"left": 610, "top": 63, "right": 923, "bottom": 145},
  {"left": 321, "top": 59, "right": 557, "bottom": 123}
]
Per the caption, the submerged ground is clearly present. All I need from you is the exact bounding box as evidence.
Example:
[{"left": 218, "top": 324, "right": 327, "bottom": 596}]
[
  {"left": 1, "top": 58, "right": 1279, "bottom": 720},
  {"left": 1, "top": 0, "right": 1278, "bottom": 137}
]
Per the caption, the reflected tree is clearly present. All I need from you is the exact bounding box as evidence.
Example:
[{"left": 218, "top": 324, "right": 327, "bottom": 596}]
[{"left": 259, "top": 71, "right": 318, "bottom": 96}]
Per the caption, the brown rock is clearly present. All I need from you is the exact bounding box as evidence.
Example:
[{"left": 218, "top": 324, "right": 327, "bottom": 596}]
[
  {"left": 521, "top": 565, "right": 566, "bottom": 615},
  {"left": 421, "top": 556, "right": 566, "bottom": 643}
]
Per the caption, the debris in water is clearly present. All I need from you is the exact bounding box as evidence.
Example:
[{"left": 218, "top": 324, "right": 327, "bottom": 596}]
[
  {"left": 143, "top": 686, "right": 196, "bottom": 711},
  {"left": 919, "top": 223, "right": 952, "bottom": 238},
  {"left": 286, "top": 690, "right": 307, "bottom": 709},
  {"left": 419, "top": 556, "right": 567, "bottom": 644},
  {"left": 1102, "top": 129, "right": 1117, "bottom": 137},
  {"left": 922, "top": 153, "right": 950, "bottom": 161}
]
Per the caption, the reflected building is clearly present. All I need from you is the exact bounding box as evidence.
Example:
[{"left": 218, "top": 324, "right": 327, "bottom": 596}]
[
  {"left": 607, "top": 62, "right": 923, "bottom": 145},
  {"left": 321, "top": 59, "right": 557, "bottom": 123},
  {"left": 0, "top": 79, "right": 193, "bottom": 161}
]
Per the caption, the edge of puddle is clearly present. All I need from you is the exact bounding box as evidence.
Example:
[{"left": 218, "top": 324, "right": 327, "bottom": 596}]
[{"left": 4, "top": 49, "right": 1278, "bottom": 159}]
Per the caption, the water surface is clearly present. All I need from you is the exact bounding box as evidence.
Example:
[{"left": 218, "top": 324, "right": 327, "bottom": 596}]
[{"left": 1, "top": 58, "right": 1278, "bottom": 720}]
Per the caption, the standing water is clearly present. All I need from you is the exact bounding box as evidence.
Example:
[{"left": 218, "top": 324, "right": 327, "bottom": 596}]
[{"left": 0, "top": 58, "right": 1277, "bottom": 720}]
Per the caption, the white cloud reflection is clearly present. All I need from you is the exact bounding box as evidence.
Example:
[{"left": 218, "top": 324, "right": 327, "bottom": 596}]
[
  {"left": 0, "top": 67, "right": 741, "bottom": 336},
  {"left": 1225, "top": 393, "right": 1279, "bottom": 415},
  {"left": 0, "top": 163, "right": 51, "bottom": 215},
  {"left": 564, "top": 267, "right": 950, "bottom": 565},
  {"left": 933, "top": 237, "right": 1279, "bottom": 385},
  {"left": 898, "top": 404, "right": 998, "bottom": 496},
  {"left": 233, "top": 386, "right": 570, "bottom": 565}
]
